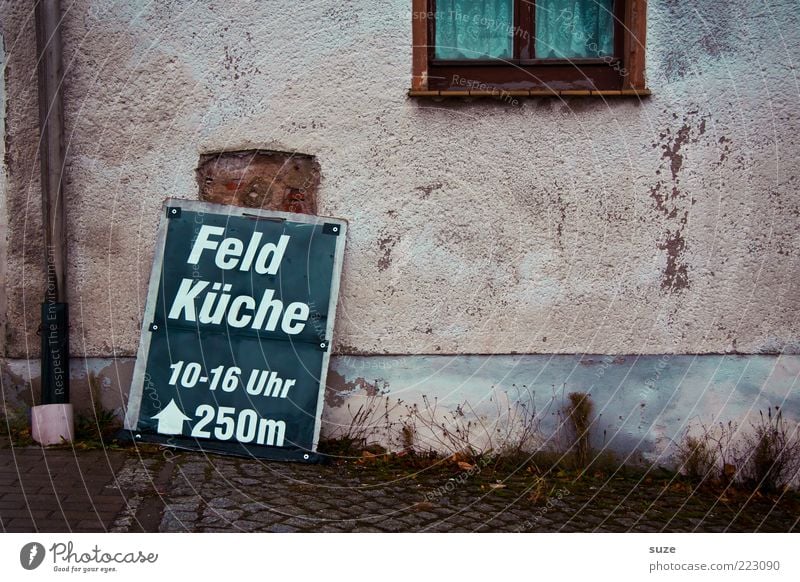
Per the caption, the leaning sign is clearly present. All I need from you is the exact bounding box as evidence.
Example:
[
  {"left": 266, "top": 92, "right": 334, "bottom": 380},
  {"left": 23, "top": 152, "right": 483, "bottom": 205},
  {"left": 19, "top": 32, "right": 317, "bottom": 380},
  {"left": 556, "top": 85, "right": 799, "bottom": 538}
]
[{"left": 124, "top": 199, "right": 347, "bottom": 461}]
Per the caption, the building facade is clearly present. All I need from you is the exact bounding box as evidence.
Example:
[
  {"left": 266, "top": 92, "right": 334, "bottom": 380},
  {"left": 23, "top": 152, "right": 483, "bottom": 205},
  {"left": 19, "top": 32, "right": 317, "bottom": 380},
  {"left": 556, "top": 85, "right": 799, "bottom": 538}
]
[{"left": 1, "top": 1, "right": 799, "bottom": 461}]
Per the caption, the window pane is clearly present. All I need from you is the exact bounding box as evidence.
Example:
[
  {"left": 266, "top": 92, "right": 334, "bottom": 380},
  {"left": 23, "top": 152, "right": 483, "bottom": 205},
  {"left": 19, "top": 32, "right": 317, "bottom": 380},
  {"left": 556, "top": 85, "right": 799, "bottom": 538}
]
[
  {"left": 435, "top": 0, "right": 513, "bottom": 60},
  {"left": 535, "top": 0, "right": 615, "bottom": 59}
]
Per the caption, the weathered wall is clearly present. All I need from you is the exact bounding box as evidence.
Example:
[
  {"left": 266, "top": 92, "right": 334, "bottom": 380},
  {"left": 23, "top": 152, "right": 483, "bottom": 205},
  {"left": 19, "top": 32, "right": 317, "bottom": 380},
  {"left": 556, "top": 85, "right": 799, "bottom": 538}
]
[
  {"left": 323, "top": 353, "right": 800, "bottom": 461},
  {"left": 0, "top": 30, "right": 7, "bottom": 357},
  {"left": 3, "top": 353, "right": 798, "bottom": 464},
  {"left": 1, "top": 0, "right": 799, "bottom": 362}
]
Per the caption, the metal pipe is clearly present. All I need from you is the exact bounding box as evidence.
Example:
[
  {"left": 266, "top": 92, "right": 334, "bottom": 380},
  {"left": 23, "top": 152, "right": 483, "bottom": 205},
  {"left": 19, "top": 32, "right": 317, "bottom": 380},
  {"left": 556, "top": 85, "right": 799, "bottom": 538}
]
[{"left": 35, "top": 0, "right": 69, "bottom": 405}]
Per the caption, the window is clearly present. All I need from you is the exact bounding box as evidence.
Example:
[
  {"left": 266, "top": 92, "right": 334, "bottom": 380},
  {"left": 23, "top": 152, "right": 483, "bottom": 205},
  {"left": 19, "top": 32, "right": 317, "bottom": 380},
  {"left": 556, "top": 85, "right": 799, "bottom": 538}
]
[{"left": 411, "top": 0, "right": 648, "bottom": 96}]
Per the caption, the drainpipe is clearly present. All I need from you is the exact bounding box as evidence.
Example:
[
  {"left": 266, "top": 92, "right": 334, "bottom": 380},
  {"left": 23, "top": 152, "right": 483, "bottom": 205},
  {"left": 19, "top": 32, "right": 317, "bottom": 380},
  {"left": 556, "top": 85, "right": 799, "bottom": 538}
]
[{"left": 31, "top": 0, "right": 73, "bottom": 445}]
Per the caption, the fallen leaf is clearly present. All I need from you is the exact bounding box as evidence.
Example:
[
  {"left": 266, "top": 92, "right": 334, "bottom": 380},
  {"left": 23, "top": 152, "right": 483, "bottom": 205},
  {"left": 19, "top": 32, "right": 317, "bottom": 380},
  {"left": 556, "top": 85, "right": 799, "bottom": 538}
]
[
  {"left": 449, "top": 451, "right": 471, "bottom": 464},
  {"left": 356, "top": 450, "right": 378, "bottom": 464}
]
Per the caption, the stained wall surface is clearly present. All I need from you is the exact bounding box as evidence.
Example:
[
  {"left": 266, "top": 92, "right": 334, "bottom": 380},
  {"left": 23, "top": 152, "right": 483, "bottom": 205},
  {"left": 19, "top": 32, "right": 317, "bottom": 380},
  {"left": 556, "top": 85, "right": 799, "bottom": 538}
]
[
  {"left": 2, "top": 353, "right": 798, "bottom": 461},
  {"left": 1, "top": 0, "right": 799, "bottom": 361}
]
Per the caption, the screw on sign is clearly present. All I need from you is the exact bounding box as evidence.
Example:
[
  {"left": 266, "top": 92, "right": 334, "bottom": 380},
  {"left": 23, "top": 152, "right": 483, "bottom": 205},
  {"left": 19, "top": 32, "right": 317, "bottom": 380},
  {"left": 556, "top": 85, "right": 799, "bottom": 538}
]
[{"left": 124, "top": 200, "right": 347, "bottom": 462}]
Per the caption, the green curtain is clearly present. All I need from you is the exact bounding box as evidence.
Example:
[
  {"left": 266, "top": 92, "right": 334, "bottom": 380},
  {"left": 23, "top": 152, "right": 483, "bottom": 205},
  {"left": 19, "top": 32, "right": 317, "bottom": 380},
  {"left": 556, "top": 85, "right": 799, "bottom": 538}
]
[
  {"left": 435, "top": 0, "right": 513, "bottom": 60},
  {"left": 535, "top": 0, "right": 615, "bottom": 59}
]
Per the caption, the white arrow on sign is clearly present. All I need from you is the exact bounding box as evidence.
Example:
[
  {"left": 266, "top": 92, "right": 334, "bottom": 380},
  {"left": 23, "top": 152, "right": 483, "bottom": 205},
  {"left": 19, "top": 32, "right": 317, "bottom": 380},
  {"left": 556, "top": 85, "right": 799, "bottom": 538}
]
[{"left": 151, "top": 399, "right": 191, "bottom": 435}]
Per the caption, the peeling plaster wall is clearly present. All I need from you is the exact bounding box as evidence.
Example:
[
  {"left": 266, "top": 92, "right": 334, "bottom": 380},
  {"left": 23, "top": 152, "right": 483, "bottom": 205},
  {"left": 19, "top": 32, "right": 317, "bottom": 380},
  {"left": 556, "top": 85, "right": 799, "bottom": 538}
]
[
  {"left": 0, "top": 0, "right": 799, "bottom": 362},
  {"left": 1, "top": 357, "right": 134, "bottom": 421},
  {"left": 323, "top": 353, "right": 800, "bottom": 461},
  {"left": 3, "top": 354, "right": 797, "bottom": 463}
]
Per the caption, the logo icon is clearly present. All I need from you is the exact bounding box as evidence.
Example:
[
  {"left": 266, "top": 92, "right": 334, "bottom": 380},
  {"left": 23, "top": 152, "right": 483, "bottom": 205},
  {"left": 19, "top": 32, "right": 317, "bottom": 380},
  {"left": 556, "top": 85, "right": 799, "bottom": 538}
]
[{"left": 20, "top": 542, "right": 46, "bottom": 570}]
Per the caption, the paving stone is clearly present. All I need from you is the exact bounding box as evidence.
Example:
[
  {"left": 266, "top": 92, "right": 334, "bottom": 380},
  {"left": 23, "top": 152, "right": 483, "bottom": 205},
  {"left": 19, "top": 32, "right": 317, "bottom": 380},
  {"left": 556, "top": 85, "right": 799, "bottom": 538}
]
[
  {"left": 614, "top": 517, "right": 639, "bottom": 529},
  {"left": 283, "top": 516, "right": 321, "bottom": 530},
  {"left": 4, "top": 447, "right": 800, "bottom": 533},
  {"left": 370, "top": 517, "right": 407, "bottom": 532},
  {"left": 166, "top": 501, "right": 198, "bottom": 513},
  {"left": 233, "top": 519, "right": 265, "bottom": 532},
  {"left": 160, "top": 514, "right": 191, "bottom": 532},
  {"left": 164, "top": 510, "right": 196, "bottom": 521},
  {"left": 203, "top": 507, "right": 243, "bottom": 521},
  {"left": 229, "top": 476, "right": 260, "bottom": 485},
  {"left": 266, "top": 523, "right": 299, "bottom": 533},
  {"left": 207, "top": 497, "right": 236, "bottom": 509},
  {"left": 312, "top": 508, "right": 348, "bottom": 520},
  {"left": 299, "top": 499, "right": 333, "bottom": 512},
  {"left": 412, "top": 510, "right": 440, "bottom": 521},
  {"left": 249, "top": 511, "right": 284, "bottom": 525},
  {"left": 240, "top": 501, "right": 273, "bottom": 512}
]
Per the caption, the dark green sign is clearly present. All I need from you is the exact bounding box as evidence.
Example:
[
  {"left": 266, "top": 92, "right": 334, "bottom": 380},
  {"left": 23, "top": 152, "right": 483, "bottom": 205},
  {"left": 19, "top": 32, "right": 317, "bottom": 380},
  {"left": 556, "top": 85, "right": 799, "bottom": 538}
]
[{"left": 124, "top": 200, "right": 347, "bottom": 461}]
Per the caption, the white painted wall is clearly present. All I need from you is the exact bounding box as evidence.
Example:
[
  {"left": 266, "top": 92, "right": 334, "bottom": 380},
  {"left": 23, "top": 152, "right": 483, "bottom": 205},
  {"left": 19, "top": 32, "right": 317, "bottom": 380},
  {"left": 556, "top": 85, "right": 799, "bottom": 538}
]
[{"left": 1, "top": 0, "right": 799, "bottom": 361}]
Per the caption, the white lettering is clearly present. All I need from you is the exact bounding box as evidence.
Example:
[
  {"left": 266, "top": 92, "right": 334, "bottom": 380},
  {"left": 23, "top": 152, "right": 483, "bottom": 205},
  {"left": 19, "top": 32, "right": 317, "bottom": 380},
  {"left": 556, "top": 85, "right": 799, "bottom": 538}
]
[
  {"left": 251, "top": 289, "right": 284, "bottom": 331},
  {"left": 187, "top": 226, "right": 225, "bottom": 264},
  {"left": 281, "top": 302, "right": 310, "bottom": 334},
  {"left": 167, "top": 279, "right": 210, "bottom": 321},
  {"left": 254, "top": 235, "right": 291, "bottom": 275},
  {"left": 215, "top": 237, "right": 244, "bottom": 269},
  {"left": 227, "top": 295, "right": 256, "bottom": 328},
  {"left": 239, "top": 231, "right": 263, "bottom": 271},
  {"left": 257, "top": 419, "right": 286, "bottom": 446}
]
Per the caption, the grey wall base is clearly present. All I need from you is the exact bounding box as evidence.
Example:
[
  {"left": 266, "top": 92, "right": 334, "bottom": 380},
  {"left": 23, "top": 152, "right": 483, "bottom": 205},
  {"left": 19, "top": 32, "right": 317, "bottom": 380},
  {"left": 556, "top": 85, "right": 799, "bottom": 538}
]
[{"left": 3, "top": 354, "right": 798, "bottom": 465}]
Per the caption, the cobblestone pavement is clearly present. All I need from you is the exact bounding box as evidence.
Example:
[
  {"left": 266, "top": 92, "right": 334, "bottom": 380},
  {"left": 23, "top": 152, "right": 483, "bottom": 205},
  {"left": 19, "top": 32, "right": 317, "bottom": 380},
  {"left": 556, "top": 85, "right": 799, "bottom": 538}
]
[
  {"left": 0, "top": 447, "right": 130, "bottom": 532},
  {"left": 2, "top": 445, "right": 798, "bottom": 533}
]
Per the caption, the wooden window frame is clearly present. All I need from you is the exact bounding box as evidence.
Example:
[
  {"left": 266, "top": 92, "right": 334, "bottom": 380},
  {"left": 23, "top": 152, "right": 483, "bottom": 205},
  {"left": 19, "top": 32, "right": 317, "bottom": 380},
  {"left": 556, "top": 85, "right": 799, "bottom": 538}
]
[{"left": 411, "top": 0, "right": 649, "bottom": 97}]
